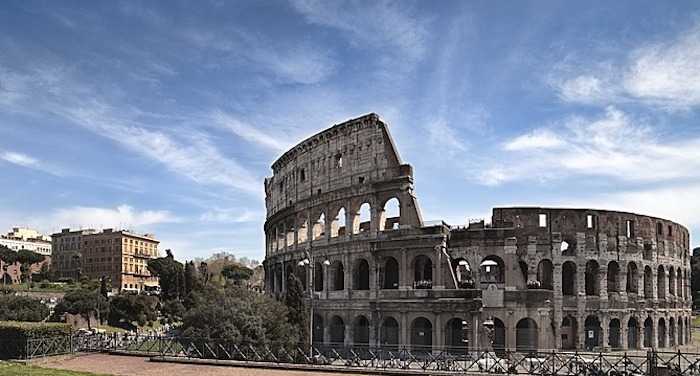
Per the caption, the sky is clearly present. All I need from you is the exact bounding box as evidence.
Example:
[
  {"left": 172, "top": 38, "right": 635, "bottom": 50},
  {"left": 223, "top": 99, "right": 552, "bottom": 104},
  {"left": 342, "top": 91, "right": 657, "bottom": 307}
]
[{"left": 2, "top": 1, "right": 700, "bottom": 261}]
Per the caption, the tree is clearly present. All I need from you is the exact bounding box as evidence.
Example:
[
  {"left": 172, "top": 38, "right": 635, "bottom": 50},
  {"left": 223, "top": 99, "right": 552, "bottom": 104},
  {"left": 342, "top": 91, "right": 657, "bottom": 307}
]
[
  {"left": 100, "top": 276, "right": 110, "bottom": 299},
  {"left": 16, "top": 249, "right": 45, "bottom": 284},
  {"left": 108, "top": 294, "right": 158, "bottom": 330},
  {"left": 221, "top": 264, "right": 254, "bottom": 285},
  {"left": 52, "top": 288, "right": 108, "bottom": 329},
  {"left": 0, "top": 246, "right": 17, "bottom": 286},
  {"left": 147, "top": 249, "right": 184, "bottom": 301},
  {"left": 0, "top": 294, "right": 49, "bottom": 321},
  {"left": 198, "top": 262, "right": 210, "bottom": 286},
  {"left": 284, "top": 273, "right": 308, "bottom": 343}
]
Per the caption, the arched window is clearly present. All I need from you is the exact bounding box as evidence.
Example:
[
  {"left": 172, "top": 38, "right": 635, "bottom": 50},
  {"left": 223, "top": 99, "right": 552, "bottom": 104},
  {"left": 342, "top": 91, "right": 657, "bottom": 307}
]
[
  {"left": 382, "top": 257, "right": 399, "bottom": 289},
  {"left": 312, "top": 213, "right": 325, "bottom": 240},
  {"left": 561, "top": 316, "right": 578, "bottom": 350},
  {"left": 353, "top": 259, "right": 370, "bottom": 290},
  {"left": 562, "top": 261, "right": 577, "bottom": 296},
  {"left": 668, "top": 267, "right": 676, "bottom": 296},
  {"left": 493, "top": 318, "right": 506, "bottom": 355},
  {"left": 516, "top": 318, "right": 538, "bottom": 352},
  {"left": 644, "top": 266, "right": 653, "bottom": 298},
  {"left": 657, "top": 265, "right": 666, "bottom": 299},
  {"left": 413, "top": 255, "right": 432, "bottom": 289},
  {"left": 658, "top": 318, "right": 667, "bottom": 348},
  {"left": 607, "top": 261, "right": 620, "bottom": 293},
  {"left": 381, "top": 197, "right": 401, "bottom": 230},
  {"left": 297, "top": 217, "right": 309, "bottom": 243},
  {"left": 313, "top": 314, "right": 324, "bottom": 344},
  {"left": 314, "top": 262, "right": 324, "bottom": 291},
  {"left": 644, "top": 317, "right": 653, "bottom": 348},
  {"left": 354, "top": 203, "right": 371, "bottom": 234},
  {"left": 537, "top": 259, "right": 553, "bottom": 290},
  {"left": 585, "top": 260, "right": 600, "bottom": 296},
  {"left": 628, "top": 317, "right": 639, "bottom": 349},
  {"left": 669, "top": 318, "right": 676, "bottom": 347},
  {"left": 445, "top": 318, "right": 467, "bottom": 353},
  {"left": 609, "top": 319, "right": 621, "bottom": 349},
  {"left": 353, "top": 316, "right": 370, "bottom": 346},
  {"left": 380, "top": 317, "right": 399, "bottom": 349},
  {"left": 453, "top": 258, "right": 473, "bottom": 289},
  {"left": 411, "top": 317, "right": 432, "bottom": 352},
  {"left": 626, "top": 262, "right": 639, "bottom": 294},
  {"left": 331, "top": 208, "right": 346, "bottom": 238},
  {"left": 330, "top": 316, "right": 345, "bottom": 346},
  {"left": 480, "top": 255, "right": 505, "bottom": 284},
  {"left": 584, "top": 316, "right": 601, "bottom": 350},
  {"left": 330, "top": 261, "right": 344, "bottom": 291}
]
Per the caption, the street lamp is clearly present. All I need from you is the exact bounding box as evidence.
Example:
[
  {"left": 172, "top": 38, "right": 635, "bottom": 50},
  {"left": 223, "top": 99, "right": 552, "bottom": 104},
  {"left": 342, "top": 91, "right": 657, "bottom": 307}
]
[{"left": 483, "top": 317, "right": 495, "bottom": 351}]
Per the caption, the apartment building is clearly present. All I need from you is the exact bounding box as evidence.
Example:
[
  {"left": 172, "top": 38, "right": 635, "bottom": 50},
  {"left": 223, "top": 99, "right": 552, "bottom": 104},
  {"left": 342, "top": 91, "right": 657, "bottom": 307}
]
[
  {"left": 0, "top": 227, "right": 52, "bottom": 256},
  {"left": 51, "top": 228, "right": 97, "bottom": 280}
]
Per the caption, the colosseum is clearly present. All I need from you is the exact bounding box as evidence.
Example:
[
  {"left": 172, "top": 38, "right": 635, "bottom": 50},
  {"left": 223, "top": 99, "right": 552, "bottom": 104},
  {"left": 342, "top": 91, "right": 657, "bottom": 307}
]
[{"left": 263, "top": 113, "right": 692, "bottom": 352}]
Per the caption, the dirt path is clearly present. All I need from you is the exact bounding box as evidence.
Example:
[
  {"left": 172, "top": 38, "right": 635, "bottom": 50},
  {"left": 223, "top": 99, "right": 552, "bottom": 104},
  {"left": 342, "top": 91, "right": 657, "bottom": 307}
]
[{"left": 33, "top": 354, "right": 373, "bottom": 376}]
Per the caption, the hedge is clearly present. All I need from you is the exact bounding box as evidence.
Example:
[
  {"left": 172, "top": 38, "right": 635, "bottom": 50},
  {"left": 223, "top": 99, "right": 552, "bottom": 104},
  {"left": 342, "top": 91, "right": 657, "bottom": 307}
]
[{"left": 0, "top": 321, "right": 72, "bottom": 359}]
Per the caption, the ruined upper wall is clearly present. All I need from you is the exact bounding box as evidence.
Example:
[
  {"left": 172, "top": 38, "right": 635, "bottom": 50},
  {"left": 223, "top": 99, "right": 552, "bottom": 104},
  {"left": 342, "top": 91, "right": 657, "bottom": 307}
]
[{"left": 264, "top": 113, "right": 408, "bottom": 219}]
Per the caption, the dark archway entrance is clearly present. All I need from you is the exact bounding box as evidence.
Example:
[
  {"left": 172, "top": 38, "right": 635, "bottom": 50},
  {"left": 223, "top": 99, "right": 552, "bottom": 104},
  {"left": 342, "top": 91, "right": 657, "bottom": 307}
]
[
  {"left": 516, "top": 318, "right": 538, "bottom": 352},
  {"left": 445, "top": 318, "right": 467, "bottom": 354},
  {"left": 628, "top": 317, "right": 639, "bottom": 349},
  {"left": 561, "top": 316, "right": 578, "bottom": 350},
  {"left": 330, "top": 316, "right": 345, "bottom": 346},
  {"left": 608, "top": 319, "right": 621, "bottom": 349},
  {"left": 644, "top": 317, "right": 653, "bottom": 348},
  {"left": 584, "top": 316, "right": 602, "bottom": 350},
  {"left": 353, "top": 316, "right": 370, "bottom": 346},
  {"left": 380, "top": 317, "right": 399, "bottom": 349},
  {"left": 411, "top": 317, "right": 433, "bottom": 352},
  {"left": 383, "top": 257, "right": 399, "bottom": 289}
]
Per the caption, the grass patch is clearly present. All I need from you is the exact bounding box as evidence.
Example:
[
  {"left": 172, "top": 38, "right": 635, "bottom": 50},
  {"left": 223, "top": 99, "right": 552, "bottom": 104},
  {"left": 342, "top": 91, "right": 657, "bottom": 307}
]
[
  {"left": 0, "top": 362, "right": 110, "bottom": 375},
  {"left": 693, "top": 315, "right": 700, "bottom": 327}
]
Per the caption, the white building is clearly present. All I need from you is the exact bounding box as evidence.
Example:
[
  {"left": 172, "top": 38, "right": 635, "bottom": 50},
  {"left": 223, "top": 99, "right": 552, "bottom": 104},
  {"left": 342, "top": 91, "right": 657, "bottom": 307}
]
[{"left": 0, "top": 227, "right": 52, "bottom": 256}]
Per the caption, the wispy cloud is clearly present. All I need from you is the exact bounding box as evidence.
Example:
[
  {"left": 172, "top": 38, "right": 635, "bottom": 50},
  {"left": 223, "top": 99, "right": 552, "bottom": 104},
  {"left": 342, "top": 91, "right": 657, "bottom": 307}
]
[
  {"left": 479, "top": 106, "right": 700, "bottom": 185},
  {"left": 0, "top": 150, "right": 63, "bottom": 176},
  {"left": 211, "top": 110, "right": 290, "bottom": 152},
  {"left": 551, "top": 22, "right": 700, "bottom": 111},
  {"left": 199, "top": 208, "right": 262, "bottom": 223},
  {"left": 49, "top": 204, "right": 177, "bottom": 230}
]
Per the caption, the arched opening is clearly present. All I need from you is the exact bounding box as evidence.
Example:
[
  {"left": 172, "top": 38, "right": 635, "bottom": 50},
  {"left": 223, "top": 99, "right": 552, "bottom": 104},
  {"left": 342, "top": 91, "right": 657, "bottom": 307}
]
[
  {"left": 562, "top": 261, "right": 577, "bottom": 296},
  {"left": 678, "top": 317, "right": 683, "bottom": 346},
  {"left": 331, "top": 208, "right": 346, "bottom": 238},
  {"left": 584, "top": 316, "right": 602, "bottom": 350},
  {"left": 383, "top": 257, "right": 399, "bottom": 289},
  {"left": 354, "top": 203, "right": 371, "bottom": 234},
  {"left": 445, "top": 318, "right": 467, "bottom": 353},
  {"left": 353, "top": 259, "right": 370, "bottom": 290},
  {"left": 353, "top": 316, "right": 370, "bottom": 346},
  {"left": 480, "top": 255, "right": 505, "bottom": 284},
  {"left": 297, "top": 265, "right": 308, "bottom": 291},
  {"left": 644, "top": 266, "right": 653, "bottom": 298},
  {"left": 585, "top": 260, "right": 600, "bottom": 296},
  {"left": 668, "top": 267, "right": 676, "bottom": 296},
  {"left": 493, "top": 318, "right": 506, "bottom": 355},
  {"left": 628, "top": 317, "right": 639, "bottom": 349},
  {"left": 298, "top": 217, "right": 309, "bottom": 244},
  {"left": 657, "top": 266, "right": 666, "bottom": 299},
  {"left": 609, "top": 319, "right": 621, "bottom": 349},
  {"left": 381, "top": 197, "right": 401, "bottom": 230},
  {"left": 644, "top": 317, "right": 653, "bottom": 348},
  {"left": 312, "top": 213, "right": 325, "bottom": 240},
  {"left": 561, "top": 316, "right": 578, "bottom": 350},
  {"left": 380, "top": 317, "right": 399, "bottom": 349},
  {"left": 516, "top": 318, "right": 538, "bottom": 352},
  {"left": 517, "top": 261, "right": 528, "bottom": 289},
  {"left": 626, "top": 262, "right": 639, "bottom": 294},
  {"left": 410, "top": 317, "right": 433, "bottom": 352},
  {"left": 314, "top": 262, "right": 324, "bottom": 291},
  {"left": 669, "top": 318, "right": 676, "bottom": 347},
  {"left": 330, "top": 316, "right": 345, "bottom": 346},
  {"left": 313, "top": 314, "right": 324, "bottom": 344},
  {"left": 537, "top": 259, "right": 553, "bottom": 290},
  {"left": 413, "top": 255, "right": 432, "bottom": 289},
  {"left": 330, "top": 261, "right": 344, "bottom": 291},
  {"left": 607, "top": 261, "right": 620, "bottom": 294},
  {"left": 453, "top": 258, "right": 473, "bottom": 289},
  {"left": 658, "top": 318, "right": 666, "bottom": 348}
]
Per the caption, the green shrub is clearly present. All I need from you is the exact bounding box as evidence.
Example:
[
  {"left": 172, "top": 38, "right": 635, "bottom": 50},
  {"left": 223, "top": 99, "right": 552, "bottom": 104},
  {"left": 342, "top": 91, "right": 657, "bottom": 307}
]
[
  {"left": 0, "top": 321, "right": 72, "bottom": 359},
  {"left": 0, "top": 295, "right": 50, "bottom": 322}
]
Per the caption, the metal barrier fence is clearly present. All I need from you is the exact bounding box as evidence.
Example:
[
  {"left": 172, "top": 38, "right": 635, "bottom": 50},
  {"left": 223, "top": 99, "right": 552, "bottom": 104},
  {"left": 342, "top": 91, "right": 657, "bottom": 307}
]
[{"left": 7, "top": 334, "right": 700, "bottom": 375}]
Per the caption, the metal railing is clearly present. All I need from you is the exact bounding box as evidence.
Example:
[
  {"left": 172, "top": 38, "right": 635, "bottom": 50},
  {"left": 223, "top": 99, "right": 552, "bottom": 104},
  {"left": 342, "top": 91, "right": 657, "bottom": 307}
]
[{"left": 7, "top": 334, "right": 700, "bottom": 375}]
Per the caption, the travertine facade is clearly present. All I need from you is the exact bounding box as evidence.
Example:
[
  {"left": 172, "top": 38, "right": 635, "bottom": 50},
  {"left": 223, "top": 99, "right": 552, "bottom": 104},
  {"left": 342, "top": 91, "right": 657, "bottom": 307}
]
[{"left": 263, "top": 113, "right": 692, "bottom": 352}]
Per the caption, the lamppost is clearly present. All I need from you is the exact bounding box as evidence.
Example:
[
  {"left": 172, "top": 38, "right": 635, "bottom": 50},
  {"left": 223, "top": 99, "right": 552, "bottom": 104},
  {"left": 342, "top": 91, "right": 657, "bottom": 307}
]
[
  {"left": 483, "top": 317, "right": 495, "bottom": 351},
  {"left": 298, "top": 251, "right": 330, "bottom": 354}
]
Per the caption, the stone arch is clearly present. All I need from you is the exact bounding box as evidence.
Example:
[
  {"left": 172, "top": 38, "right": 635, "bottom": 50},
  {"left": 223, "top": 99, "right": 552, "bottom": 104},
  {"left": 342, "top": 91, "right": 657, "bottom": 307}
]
[
  {"left": 644, "top": 317, "right": 653, "bottom": 348},
  {"left": 313, "top": 314, "right": 324, "bottom": 344},
  {"left": 668, "top": 267, "right": 676, "bottom": 296},
  {"left": 493, "top": 317, "right": 506, "bottom": 354},
  {"left": 410, "top": 317, "right": 433, "bottom": 351},
  {"left": 297, "top": 215, "right": 309, "bottom": 244},
  {"left": 353, "top": 258, "right": 370, "bottom": 290},
  {"left": 353, "top": 315, "right": 370, "bottom": 346},
  {"left": 380, "top": 317, "right": 399, "bottom": 348},
  {"left": 537, "top": 259, "right": 554, "bottom": 290},
  {"left": 330, "top": 316, "right": 345, "bottom": 345},
  {"left": 585, "top": 260, "right": 600, "bottom": 296},
  {"left": 453, "top": 258, "right": 473, "bottom": 289},
  {"left": 312, "top": 212, "right": 326, "bottom": 240},
  {"left": 353, "top": 202, "right": 372, "bottom": 234},
  {"left": 314, "top": 262, "right": 324, "bottom": 291},
  {"left": 562, "top": 261, "right": 577, "bottom": 296},
  {"left": 382, "top": 257, "right": 399, "bottom": 289},
  {"left": 657, "top": 265, "right": 666, "bottom": 299},
  {"left": 380, "top": 197, "right": 401, "bottom": 231},
  {"left": 413, "top": 255, "right": 433, "bottom": 289},
  {"left": 480, "top": 255, "right": 505, "bottom": 284},
  {"left": 609, "top": 318, "right": 621, "bottom": 349},
  {"left": 678, "top": 317, "right": 684, "bottom": 346},
  {"left": 330, "top": 207, "right": 346, "bottom": 238},
  {"left": 644, "top": 266, "right": 653, "bottom": 298},
  {"left": 669, "top": 317, "right": 676, "bottom": 347},
  {"left": 628, "top": 317, "right": 639, "bottom": 349},
  {"left": 584, "top": 315, "right": 602, "bottom": 350},
  {"left": 445, "top": 317, "right": 467, "bottom": 352},
  {"left": 330, "top": 261, "right": 344, "bottom": 291},
  {"left": 561, "top": 315, "right": 578, "bottom": 350},
  {"left": 626, "top": 262, "right": 639, "bottom": 294},
  {"left": 516, "top": 318, "right": 538, "bottom": 352},
  {"left": 658, "top": 318, "right": 666, "bottom": 348},
  {"left": 607, "top": 261, "right": 621, "bottom": 293}
]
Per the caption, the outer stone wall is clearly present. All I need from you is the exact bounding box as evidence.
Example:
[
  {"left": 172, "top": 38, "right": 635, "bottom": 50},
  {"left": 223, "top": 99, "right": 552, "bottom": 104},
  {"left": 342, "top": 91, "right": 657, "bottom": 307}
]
[{"left": 263, "top": 113, "right": 692, "bottom": 352}]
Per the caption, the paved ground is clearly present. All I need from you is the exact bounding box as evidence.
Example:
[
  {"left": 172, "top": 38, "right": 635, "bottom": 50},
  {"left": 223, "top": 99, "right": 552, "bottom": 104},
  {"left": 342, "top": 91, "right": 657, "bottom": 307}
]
[{"left": 33, "top": 354, "right": 373, "bottom": 376}]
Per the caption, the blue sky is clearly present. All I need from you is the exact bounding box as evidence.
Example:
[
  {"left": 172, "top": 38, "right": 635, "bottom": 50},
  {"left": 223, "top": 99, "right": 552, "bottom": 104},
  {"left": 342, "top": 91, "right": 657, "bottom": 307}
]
[{"left": 2, "top": 1, "right": 700, "bottom": 261}]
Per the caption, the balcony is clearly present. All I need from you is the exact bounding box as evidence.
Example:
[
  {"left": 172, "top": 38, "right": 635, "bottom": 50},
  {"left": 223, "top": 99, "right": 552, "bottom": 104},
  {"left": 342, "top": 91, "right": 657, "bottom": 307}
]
[
  {"left": 377, "top": 288, "right": 481, "bottom": 301},
  {"left": 132, "top": 252, "right": 154, "bottom": 259}
]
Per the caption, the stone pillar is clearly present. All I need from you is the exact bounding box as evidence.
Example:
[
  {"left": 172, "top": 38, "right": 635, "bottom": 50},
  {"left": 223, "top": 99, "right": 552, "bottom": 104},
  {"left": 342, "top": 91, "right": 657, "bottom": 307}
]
[
  {"left": 323, "top": 314, "right": 331, "bottom": 344},
  {"left": 400, "top": 312, "right": 408, "bottom": 347},
  {"left": 652, "top": 270, "right": 658, "bottom": 301},
  {"left": 553, "top": 262, "right": 563, "bottom": 297},
  {"left": 343, "top": 253, "right": 351, "bottom": 298},
  {"left": 283, "top": 222, "right": 288, "bottom": 251},
  {"left": 281, "top": 261, "right": 287, "bottom": 294},
  {"left": 344, "top": 318, "right": 352, "bottom": 346},
  {"left": 434, "top": 314, "right": 443, "bottom": 352},
  {"left": 370, "top": 206, "right": 381, "bottom": 235},
  {"left": 323, "top": 262, "right": 329, "bottom": 299},
  {"left": 601, "top": 315, "right": 609, "bottom": 350},
  {"left": 434, "top": 246, "right": 444, "bottom": 289},
  {"left": 599, "top": 269, "right": 608, "bottom": 300},
  {"left": 620, "top": 315, "right": 628, "bottom": 350},
  {"left": 620, "top": 263, "right": 628, "bottom": 299},
  {"left": 400, "top": 250, "right": 410, "bottom": 289},
  {"left": 292, "top": 217, "right": 298, "bottom": 250}
]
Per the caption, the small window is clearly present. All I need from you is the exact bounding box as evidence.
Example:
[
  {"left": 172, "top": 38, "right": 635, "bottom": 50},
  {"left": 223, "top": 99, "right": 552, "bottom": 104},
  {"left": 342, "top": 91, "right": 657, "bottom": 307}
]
[
  {"left": 586, "top": 215, "right": 595, "bottom": 229},
  {"left": 358, "top": 176, "right": 365, "bottom": 184},
  {"left": 299, "top": 169, "right": 305, "bottom": 182},
  {"left": 626, "top": 220, "right": 635, "bottom": 238},
  {"left": 539, "top": 214, "right": 547, "bottom": 228},
  {"left": 657, "top": 223, "right": 663, "bottom": 236},
  {"left": 335, "top": 154, "right": 343, "bottom": 168},
  {"left": 667, "top": 225, "right": 672, "bottom": 236}
]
